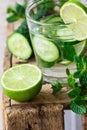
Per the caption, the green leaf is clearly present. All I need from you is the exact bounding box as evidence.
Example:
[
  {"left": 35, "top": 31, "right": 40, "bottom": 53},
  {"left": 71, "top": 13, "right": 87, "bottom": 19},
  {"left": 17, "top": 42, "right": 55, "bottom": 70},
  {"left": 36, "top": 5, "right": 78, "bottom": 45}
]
[
  {"left": 63, "top": 45, "right": 76, "bottom": 61},
  {"left": 70, "top": 99, "right": 86, "bottom": 114},
  {"left": 6, "top": 15, "right": 20, "bottom": 23},
  {"left": 66, "top": 68, "right": 70, "bottom": 76},
  {"left": 33, "top": 1, "right": 55, "bottom": 20},
  {"left": 74, "top": 70, "right": 82, "bottom": 78},
  {"left": 7, "top": 7, "right": 16, "bottom": 14},
  {"left": 67, "top": 73, "right": 76, "bottom": 87},
  {"left": 15, "top": 3, "right": 25, "bottom": 17},
  {"left": 74, "top": 56, "right": 87, "bottom": 71},
  {"left": 51, "top": 80, "right": 62, "bottom": 95},
  {"left": 79, "top": 71, "right": 87, "bottom": 88},
  {"left": 68, "top": 87, "right": 81, "bottom": 98},
  {"left": 81, "top": 95, "right": 87, "bottom": 101}
]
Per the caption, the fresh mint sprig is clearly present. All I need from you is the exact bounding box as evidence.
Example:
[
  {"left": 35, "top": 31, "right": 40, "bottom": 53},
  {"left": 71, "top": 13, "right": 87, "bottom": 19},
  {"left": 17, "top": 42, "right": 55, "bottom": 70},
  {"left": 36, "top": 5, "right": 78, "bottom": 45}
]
[
  {"left": 6, "top": 2, "right": 27, "bottom": 23},
  {"left": 51, "top": 56, "right": 87, "bottom": 114},
  {"left": 67, "top": 56, "right": 87, "bottom": 114},
  {"left": 51, "top": 80, "right": 62, "bottom": 95}
]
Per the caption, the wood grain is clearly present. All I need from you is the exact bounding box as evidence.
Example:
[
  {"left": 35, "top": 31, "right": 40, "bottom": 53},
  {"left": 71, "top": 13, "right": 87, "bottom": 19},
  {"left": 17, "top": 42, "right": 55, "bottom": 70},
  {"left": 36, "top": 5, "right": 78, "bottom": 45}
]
[
  {"left": 3, "top": 1, "right": 87, "bottom": 130},
  {"left": 2, "top": 18, "right": 66, "bottom": 130}
]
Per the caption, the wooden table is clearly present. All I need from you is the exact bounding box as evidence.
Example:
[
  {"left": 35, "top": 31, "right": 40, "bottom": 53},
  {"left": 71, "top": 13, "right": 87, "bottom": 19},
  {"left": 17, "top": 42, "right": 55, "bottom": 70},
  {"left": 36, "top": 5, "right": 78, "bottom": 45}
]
[{"left": 2, "top": 0, "right": 87, "bottom": 130}]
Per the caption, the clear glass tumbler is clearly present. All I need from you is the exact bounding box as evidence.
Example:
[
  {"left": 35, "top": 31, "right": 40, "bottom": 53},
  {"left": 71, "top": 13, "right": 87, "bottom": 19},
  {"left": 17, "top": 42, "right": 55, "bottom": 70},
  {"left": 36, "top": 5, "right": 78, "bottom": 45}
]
[{"left": 26, "top": 0, "right": 86, "bottom": 85}]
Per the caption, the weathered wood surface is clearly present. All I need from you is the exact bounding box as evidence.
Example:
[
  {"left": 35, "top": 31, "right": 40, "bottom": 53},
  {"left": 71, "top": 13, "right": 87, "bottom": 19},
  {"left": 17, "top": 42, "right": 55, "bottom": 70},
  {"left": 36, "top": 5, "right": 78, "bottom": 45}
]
[
  {"left": 3, "top": 48, "right": 69, "bottom": 130},
  {"left": 2, "top": 19, "right": 71, "bottom": 130},
  {"left": 2, "top": 1, "right": 87, "bottom": 130}
]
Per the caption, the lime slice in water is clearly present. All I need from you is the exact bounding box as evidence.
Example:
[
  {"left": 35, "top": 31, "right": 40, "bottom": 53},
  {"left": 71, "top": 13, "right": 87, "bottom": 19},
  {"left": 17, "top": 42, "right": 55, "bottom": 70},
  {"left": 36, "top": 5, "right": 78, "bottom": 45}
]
[
  {"left": 73, "top": 40, "right": 86, "bottom": 56},
  {"left": 1, "top": 64, "right": 42, "bottom": 102},
  {"left": 60, "top": 1, "right": 87, "bottom": 41},
  {"left": 32, "top": 35, "right": 59, "bottom": 67}
]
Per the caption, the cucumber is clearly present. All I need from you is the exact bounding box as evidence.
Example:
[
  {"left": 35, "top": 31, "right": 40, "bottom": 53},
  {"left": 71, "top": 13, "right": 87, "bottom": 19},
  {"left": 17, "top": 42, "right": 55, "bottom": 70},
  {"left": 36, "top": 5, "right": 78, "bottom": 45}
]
[
  {"left": 32, "top": 35, "right": 59, "bottom": 67},
  {"left": 42, "top": 15, "right": 63, "bottom": 23},
  {"left": 42, "top": 15, "right": 77, "bottom": 43},
  {"left": 57, "top": 26, "right": 77, "bottom": 43},
  {"left": 7, "top": 33, "right": 32, "bottom": 60},
  {"left": 15, "top": 20, "right": 31, "bottom": 44}
]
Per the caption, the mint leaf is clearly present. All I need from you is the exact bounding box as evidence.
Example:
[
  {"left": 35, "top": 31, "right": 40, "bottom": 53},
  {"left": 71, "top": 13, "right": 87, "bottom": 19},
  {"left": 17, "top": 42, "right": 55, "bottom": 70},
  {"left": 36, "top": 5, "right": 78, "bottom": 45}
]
[
  {"left": 74, "top": 56, "right": 87, "bottom": 71},
  {"left": 63, "top": 45, "right": 76, "bottom": 61},
  {"left": 68, "top": 87, "right": 81, "bottom": 98},
  {"left": 51, "top": 80, "right": 62, "bottom": 95},
  {"left": 6, "top": 15, "right": 20, "bottom": 23},
  {"left": 79, "top": 71, "right": 87, "bottom": 88},
  {"left": 70, "top": 99, "right": 86, "bottom": 114},
  {"left": 7, "top": 7, "right": 16, "bottom": 14},
  {"left": 15, "top": 3, "right": 25, "bottom": 17},
  {"left": 66, "top": 68, "right": 70, "bottom": 76},
  {"left": 68, "top": 74, "right": 76, "bottom": 87}
]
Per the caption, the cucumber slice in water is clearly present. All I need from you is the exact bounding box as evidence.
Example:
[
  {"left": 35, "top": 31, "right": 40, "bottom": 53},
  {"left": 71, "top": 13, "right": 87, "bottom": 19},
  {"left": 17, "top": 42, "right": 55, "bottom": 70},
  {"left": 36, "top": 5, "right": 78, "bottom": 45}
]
[
  {"left": 42, "top": 14, "right": 76, "bottom": 42},
  {"left": 7, "top": 33, "right": 32, "bottom": 60},
  {"left": 57, "top": 26, "right": 76, "bottom": 42},
  {"left": 32, "top": 35, "right": 59, "bottom": 67},
  {"left": 42, "top": 15, "right": 63, "bottom": 23}
]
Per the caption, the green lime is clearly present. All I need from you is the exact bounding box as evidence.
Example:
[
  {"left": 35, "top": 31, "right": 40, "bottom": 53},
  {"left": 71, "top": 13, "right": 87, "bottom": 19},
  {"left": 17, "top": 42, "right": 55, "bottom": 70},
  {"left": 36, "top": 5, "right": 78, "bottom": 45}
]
[
  {"left": 7, "top": 33, "right": 32, "bottom": 60},
  {"left": 73, "top": 40, "right": 86, "bottom": 56},
  {"left": 60, "top": 1, "right": 87, "bottom": 41},
  {"left": 1, "top": 64, "right": 42, "bottom": 102},
  {"left": 32, "top": 35, "right": 59, "bottom": 67}
]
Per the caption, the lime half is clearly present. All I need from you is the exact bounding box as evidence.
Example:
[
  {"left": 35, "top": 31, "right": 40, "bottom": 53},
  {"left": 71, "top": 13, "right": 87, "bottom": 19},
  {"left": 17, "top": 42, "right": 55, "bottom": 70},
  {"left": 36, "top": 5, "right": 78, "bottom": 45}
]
[
  {"left": 60, "top": 1, "right": 87, "bottom": 41},
  {"left": 1, "top": 64, "right": 42, "bottom": 101}
]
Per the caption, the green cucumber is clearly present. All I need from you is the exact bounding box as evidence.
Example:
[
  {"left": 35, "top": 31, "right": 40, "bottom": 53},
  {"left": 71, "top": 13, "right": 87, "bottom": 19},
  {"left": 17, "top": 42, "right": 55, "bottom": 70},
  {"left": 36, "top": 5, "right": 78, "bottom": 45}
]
[
  {"left": 7, "top": 33, "right": 32, "bottom": 60},
  {"left": 32, "top": 35, "right": 59, "bottom": 67},
  {"left": 42, "top": 15, "right": 63, "bottom": 23}
]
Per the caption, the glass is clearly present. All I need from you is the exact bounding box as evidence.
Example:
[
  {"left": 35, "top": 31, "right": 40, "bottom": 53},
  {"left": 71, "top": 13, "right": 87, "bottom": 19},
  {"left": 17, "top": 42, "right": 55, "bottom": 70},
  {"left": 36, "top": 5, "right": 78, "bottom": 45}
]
[{"left": 26, "top": 0, "right": 86, "bottom": 85}]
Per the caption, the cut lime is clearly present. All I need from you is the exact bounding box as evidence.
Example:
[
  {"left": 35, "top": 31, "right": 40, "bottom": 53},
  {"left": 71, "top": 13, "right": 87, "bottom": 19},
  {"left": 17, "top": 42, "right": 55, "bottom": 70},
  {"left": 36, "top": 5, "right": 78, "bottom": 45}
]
[
  {"left": 32, "top": 35, "right": 59, "bottom": 67},
  {"left": 73, "top": 40, "right": 86, "bottom": 56},
  {"left": 1, "top": 64, "right": 42, "bottom": 101},
  {"left": 60, "top": 1, "right": 87, "bottom": 41},
  {"left": 7, "top": 33, "right": 32, "bottom": 60}
]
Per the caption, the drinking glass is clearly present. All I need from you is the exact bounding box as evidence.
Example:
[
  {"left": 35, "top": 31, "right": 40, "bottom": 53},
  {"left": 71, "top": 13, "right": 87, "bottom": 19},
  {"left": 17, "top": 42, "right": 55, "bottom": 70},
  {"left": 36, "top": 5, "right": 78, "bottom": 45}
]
[{"left": 26, "top": 0, "right": 86, "bottom": 85}]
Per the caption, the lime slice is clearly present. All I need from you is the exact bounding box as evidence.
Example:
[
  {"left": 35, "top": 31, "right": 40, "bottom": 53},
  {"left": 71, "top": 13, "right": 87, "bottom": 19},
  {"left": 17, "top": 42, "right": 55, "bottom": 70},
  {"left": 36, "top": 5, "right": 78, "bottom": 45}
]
[
  {"left": 1, "top": 64, "right": 42, "bottom": 101},
  {"left": 32, "top": 35, "right": 59, "bottom": 67},
  {"left": 60, "top": 1, "right": 87, "bottom": 41},
  {"left": 73, "top": 40, "right": 86, "bottom": 56},
  {"left": 7, "top": 33, "right": 32, "bottom": 60}
]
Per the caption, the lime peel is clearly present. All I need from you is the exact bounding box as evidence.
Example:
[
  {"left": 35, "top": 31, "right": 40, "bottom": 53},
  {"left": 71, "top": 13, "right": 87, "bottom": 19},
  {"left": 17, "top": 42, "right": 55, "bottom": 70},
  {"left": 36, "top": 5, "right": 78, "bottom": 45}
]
[
  {"left": 1, "top": 64, "right": 42, "bottom": 101},
  {"left": 60, "top": 1, "right": 87, "bottom": 41}
]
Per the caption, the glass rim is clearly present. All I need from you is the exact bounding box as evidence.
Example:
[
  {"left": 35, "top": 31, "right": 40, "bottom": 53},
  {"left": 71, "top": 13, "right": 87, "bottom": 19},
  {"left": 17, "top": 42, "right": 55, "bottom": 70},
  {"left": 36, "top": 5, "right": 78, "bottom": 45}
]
[{"left": 25, "top": 0, "right": 71, "bottom": 26}]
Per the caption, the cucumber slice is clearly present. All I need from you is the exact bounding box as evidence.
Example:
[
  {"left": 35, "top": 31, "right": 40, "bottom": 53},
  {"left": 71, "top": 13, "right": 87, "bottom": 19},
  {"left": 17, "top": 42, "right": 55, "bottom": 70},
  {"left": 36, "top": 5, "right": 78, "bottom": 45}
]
[
  {"left": 57, "top": 26, "right": 76, "bottom": 42},
  {"left": 7, "top": 33, "right": 32, "bottom": 60},
  {"left": 42, "top": 15, "right": 63, "bottom": 23},
  {"left": 32, "top": 35, "right": 59, "bottom": 67}
]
